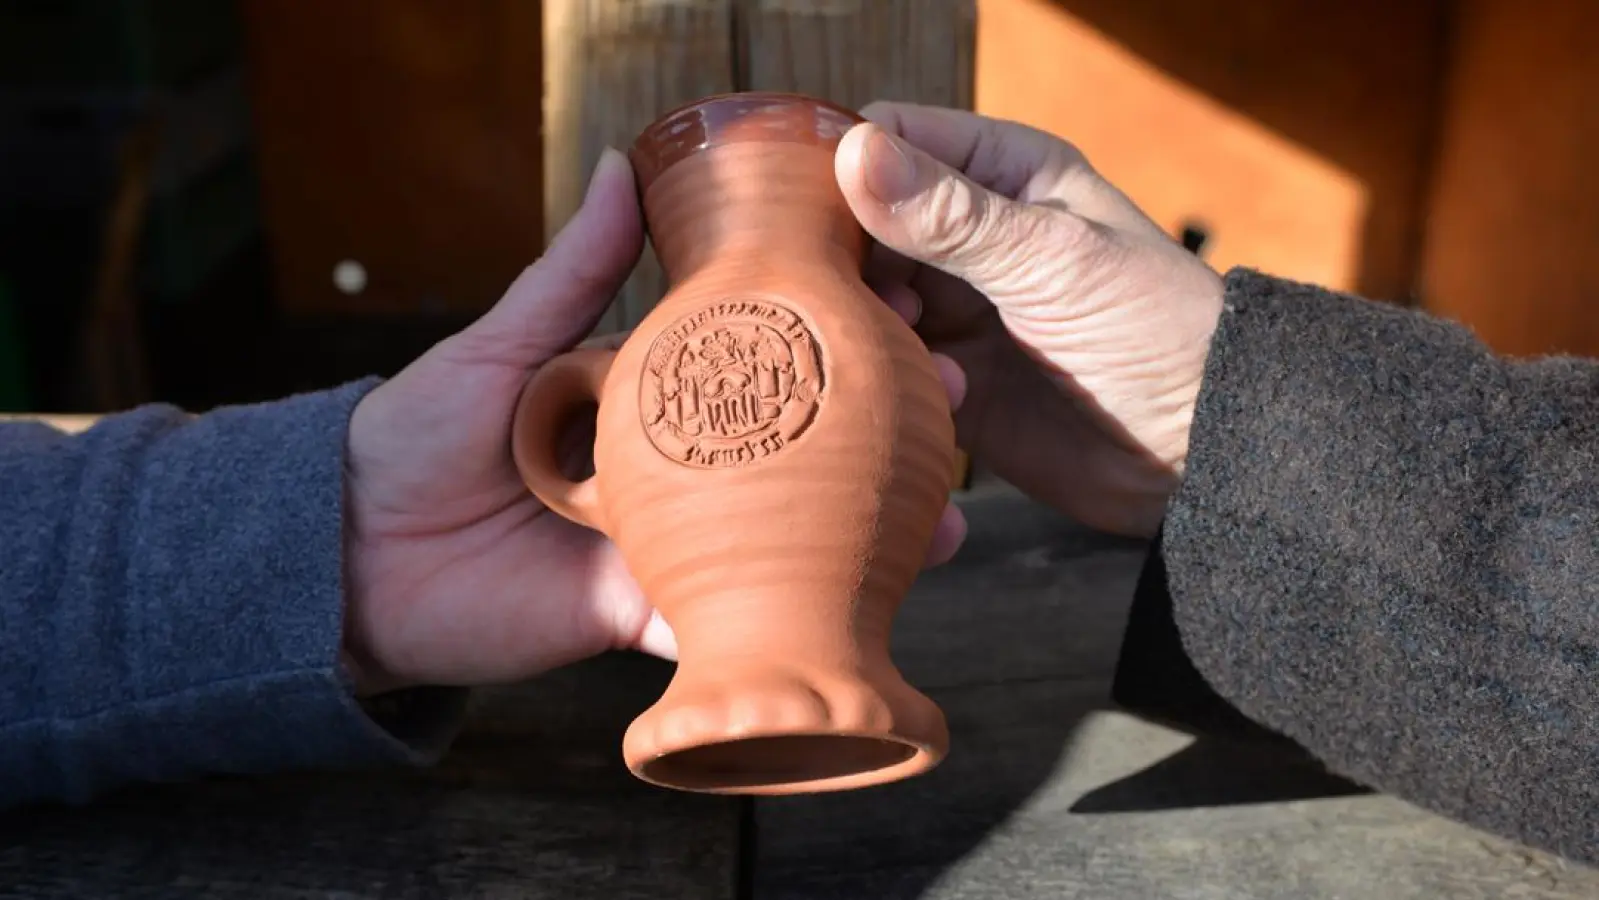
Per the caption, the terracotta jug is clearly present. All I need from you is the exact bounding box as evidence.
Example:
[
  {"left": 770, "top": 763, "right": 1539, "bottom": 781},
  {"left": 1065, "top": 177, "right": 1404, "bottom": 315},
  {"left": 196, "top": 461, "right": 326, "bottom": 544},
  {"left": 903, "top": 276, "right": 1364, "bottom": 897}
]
[{"left": 510, "top": 91, "right": 956, "bottom": 794}]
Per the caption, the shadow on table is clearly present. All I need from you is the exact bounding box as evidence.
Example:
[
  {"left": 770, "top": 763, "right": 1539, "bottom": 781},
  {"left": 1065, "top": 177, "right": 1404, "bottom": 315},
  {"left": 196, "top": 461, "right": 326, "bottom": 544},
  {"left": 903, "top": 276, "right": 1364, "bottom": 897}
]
[
  {"left": 752, "top": 490, "right": 1368, "bottom": 899},
  {"left": 753, "top": 681, "right": 1365, "bottom": 898},
  {"left": 751, "top": 679, "right": 1103, "bottom": 899},
  {"left": 1069, "top": 734, "right": 1370, "bottom": 814},
  {"left": 1078, "top": 528, "right": 1373, "bottom": 814}
]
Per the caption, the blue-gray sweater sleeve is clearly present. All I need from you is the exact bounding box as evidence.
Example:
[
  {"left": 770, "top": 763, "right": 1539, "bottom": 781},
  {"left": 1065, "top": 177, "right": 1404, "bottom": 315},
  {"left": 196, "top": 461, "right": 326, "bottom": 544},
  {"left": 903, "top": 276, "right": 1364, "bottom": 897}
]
[{"left": 0, "top": 379, "right": 468, "bottom": 808}]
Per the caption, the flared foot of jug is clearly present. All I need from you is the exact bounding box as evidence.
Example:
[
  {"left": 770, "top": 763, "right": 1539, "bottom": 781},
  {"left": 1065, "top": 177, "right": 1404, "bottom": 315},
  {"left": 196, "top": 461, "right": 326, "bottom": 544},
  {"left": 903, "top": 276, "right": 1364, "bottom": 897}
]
[{"left": 621, "top": 660, "right": 948, "bottom": 795}]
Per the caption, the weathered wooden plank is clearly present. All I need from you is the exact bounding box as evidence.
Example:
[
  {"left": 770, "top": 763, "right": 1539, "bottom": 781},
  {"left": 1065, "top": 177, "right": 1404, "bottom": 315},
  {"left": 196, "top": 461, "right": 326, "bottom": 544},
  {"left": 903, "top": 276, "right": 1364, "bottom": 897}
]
[
  {"left": 542, "top": 0, "right": 736, "bottom": 334},
  {"left": 0, "top": 654, "right": 741, "bottom": 898},
  {"left": 896, "top": 483, "right": 1146, "bottom": 689},
  {"left": 736, "top": 0, "right": 976, "bottom": 110},
  {"left": 755, "top": 679, "right": 1599, "bottom": 899},
  {"left": 541, "top": 0, "right": 586, "bottom": 255}
]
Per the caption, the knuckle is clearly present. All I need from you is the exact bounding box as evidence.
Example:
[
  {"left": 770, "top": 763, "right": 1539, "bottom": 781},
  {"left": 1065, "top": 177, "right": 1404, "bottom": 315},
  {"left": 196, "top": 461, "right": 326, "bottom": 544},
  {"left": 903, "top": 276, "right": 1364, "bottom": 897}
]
[
  {"left": 579, "top": 329, "right": 629, "bottom": 350},
  {"left": 984, "top": 208, "right": 1106, "bottom": 301},
  {"left": 914, "top": 176, "right": 987, "bottom": 260},
  {"left": 1038, "top": 147, "right": 1099, "bottom": 197},
  {"left": 1047, "top": 208, "right": 1098, "bottom": 256},
  {"left": 1048, "top": 134, "right": 1092, "bottom": 171},
  {"left": 984, "top": 211, "right": 1064, "bottom": 290},
  {"left": 437, "top": 327, "right": 524, "bottom": 369},
  {"left": 858, "top": 99, "right": 898, "bottom": 122},
  {"left": 859, "top": 100, "right": 917, "bottom": 137},
  {"left": 551, "top": 251, "right": 613, "bottom": 296}
]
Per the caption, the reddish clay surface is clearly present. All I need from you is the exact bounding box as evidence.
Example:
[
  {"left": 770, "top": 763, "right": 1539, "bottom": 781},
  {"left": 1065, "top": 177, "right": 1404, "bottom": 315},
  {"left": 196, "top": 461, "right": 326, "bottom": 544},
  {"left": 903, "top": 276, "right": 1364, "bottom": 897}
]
[{"left": 512, "top": 92, "right": 957, "bottom": 794}]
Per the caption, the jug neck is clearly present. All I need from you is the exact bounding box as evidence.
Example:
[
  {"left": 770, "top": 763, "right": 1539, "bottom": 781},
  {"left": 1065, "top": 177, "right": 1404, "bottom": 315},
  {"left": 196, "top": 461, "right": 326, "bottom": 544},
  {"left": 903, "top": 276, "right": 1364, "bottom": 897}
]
[{"left": 640, "top": 140, "right": 868, "bottom": 284}]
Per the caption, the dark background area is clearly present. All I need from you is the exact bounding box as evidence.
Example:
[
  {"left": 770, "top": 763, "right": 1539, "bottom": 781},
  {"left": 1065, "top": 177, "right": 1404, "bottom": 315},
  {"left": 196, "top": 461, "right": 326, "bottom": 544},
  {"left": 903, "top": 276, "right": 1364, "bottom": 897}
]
[{"left": 0, "top": 0, "right": 494, "bottom": 414}]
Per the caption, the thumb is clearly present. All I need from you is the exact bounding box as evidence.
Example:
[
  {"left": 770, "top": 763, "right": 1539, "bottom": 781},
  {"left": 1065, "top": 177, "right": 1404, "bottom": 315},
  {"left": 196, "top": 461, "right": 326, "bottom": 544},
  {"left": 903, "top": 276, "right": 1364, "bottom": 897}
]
[
  {"left": 836, "top": 123, "right": 1093, "bottom": 296},
  {"left": 451, "top": 147, "right": 645, "bottom": 370}
]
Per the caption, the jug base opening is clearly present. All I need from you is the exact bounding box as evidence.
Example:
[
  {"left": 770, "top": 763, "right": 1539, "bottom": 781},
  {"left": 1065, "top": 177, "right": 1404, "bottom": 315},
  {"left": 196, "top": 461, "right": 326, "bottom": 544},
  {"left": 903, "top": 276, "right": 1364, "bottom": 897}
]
[
  {"left": 636, "top": 733, "right": 928, "bottom": 794},
  {"left": 621, "top": 658, "right": 949, "bottom": 794}
]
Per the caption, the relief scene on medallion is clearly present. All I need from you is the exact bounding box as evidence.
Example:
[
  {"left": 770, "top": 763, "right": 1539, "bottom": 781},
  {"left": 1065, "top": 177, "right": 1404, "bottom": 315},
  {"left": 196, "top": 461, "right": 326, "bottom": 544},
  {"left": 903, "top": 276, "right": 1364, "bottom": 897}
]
[{"left": 642, "top": 302, "right": 824, "bottom": 468}]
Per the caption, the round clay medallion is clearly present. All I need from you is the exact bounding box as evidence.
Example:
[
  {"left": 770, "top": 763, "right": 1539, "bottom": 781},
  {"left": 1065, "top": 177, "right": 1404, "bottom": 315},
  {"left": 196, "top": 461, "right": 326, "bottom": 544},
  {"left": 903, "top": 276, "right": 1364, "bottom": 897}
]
[{"left": 640, "top": 297, "right": 824, "bottom": 469}]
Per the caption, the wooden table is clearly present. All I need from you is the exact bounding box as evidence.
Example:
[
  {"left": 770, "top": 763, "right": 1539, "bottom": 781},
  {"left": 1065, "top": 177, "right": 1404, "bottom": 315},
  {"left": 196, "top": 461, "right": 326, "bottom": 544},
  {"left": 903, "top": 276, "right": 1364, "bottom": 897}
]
[{"left": 2, "top": 482, "right": 1594, "bottom": 898}]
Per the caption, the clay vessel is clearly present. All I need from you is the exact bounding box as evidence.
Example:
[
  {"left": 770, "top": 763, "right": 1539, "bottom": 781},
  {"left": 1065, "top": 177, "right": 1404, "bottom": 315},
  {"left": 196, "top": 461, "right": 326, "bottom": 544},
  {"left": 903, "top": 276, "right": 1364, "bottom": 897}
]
[{"left": 510, "top": 91, "right": 956, "bottom": 794}]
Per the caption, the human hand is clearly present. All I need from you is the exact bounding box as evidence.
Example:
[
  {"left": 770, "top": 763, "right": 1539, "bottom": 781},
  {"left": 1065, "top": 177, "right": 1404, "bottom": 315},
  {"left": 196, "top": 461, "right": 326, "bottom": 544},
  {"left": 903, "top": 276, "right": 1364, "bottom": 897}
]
[
  {"left": 834, "top": 103, "right": 1226, "bottom": 537},
  {"left": 338, "top": 148, "right": 969, "bottom": 697}
]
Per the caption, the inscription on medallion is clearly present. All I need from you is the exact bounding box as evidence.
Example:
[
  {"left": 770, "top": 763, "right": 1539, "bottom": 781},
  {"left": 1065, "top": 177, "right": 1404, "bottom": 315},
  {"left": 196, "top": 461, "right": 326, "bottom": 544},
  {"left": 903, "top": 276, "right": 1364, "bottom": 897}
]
[{"left": 641, "top": 298, "right": 824, "bottom": 468}]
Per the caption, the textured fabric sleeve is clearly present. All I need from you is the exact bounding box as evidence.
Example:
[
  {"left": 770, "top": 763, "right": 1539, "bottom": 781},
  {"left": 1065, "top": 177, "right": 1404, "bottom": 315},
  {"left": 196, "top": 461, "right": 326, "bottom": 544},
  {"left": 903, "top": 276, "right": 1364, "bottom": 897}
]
[
  {"left": 1130, "top": 267, "right": 1599, "bottom": 864},
  {"left": 0, "top": 379, "right": 468, "bottom": 809}
]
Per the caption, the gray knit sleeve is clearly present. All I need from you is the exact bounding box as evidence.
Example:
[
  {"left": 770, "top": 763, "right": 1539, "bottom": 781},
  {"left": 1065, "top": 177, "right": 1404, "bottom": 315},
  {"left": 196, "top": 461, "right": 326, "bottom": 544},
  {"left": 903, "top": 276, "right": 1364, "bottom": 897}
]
[
  {"left": 0, "top": 379, "right": 468, "bottom": 808},
  {"left": 1149, "top": 267, "right": 1599, "bottom": 863}
]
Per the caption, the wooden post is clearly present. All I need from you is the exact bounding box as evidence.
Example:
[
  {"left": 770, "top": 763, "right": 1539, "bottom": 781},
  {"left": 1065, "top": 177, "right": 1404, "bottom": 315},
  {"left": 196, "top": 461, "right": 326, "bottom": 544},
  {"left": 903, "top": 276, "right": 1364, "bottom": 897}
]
[
  {"left": 736, "top": 0, "right": 975, "bottom": 110},
  {"left": 541, "top": 0, "right": 736, "bottom": 335}
]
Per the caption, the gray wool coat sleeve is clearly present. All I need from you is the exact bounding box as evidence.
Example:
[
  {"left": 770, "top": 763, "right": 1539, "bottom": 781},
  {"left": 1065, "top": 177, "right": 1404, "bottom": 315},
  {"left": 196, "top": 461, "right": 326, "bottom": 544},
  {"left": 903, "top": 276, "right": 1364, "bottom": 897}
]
[
  {"left": 0, "top": 377, "right": 468, "bottom": 809},
  {"left": 1113, "top": 267, "right": 1599, "bottom": 866}
]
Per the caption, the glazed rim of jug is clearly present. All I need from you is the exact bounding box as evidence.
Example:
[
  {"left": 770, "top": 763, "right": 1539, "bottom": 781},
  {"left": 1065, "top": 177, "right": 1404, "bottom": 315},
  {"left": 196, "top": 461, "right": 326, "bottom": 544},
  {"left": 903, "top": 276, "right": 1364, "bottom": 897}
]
[{"left": 627, "top": 91, "right": 866, "bottom": 194}]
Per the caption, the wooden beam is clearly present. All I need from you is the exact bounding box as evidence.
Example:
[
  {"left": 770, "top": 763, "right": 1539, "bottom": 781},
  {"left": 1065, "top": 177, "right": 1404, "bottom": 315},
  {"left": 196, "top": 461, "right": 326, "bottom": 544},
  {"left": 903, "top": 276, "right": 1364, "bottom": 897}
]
[
  {"left": 541, "top": 0, "right": 737, "bottom": 335},
  {"left": 541, "top": 0, "right": 584, "bottom": 261},
  {"left": 736, "top": 0, "right": 975, "bottom": 109}
]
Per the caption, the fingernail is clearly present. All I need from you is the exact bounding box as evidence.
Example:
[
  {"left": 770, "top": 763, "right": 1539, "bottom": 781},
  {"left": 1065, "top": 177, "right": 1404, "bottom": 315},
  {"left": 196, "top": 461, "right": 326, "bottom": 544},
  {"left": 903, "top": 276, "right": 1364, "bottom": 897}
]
[
  {"left": 924, "top": 503, "right": 968, "bottom": 567},
  {"left": 639, "top": 609, "right": 678, "bottom": 661},
  {"left": 880, "top": 283, "right": 922, "bottom": 326},
  {"left": 901, "top": 289, "right": 923, "bottom": 326},
  {"left": 932, "top": 353, "right": 967, "bottom": 411},
  {"left": 585, "top": 147, "right": 628, "bottom": 201},
  {"left": 863, "top": 129, "right": 920, "bottom": 208}
]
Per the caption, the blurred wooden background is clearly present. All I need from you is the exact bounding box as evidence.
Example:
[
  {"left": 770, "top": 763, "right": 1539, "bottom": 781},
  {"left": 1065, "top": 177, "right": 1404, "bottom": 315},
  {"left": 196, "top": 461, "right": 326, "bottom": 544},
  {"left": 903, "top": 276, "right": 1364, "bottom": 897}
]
[
  {"left": 1, "top": 0, "right": 1596, "bottom": 414},
  {"left": 238, "top": 0, "right": 1599, "bottom": 354},
  {"left": 977, "top": 0, "right": 1599, "bottom": 360}
]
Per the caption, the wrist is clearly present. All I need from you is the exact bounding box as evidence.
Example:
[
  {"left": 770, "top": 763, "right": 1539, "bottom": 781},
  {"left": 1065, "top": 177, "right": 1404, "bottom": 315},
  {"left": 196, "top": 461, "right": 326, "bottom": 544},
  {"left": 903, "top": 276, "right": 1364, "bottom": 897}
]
[
  {"left": 342, "top": 474, "right": 407, "bottom": 698},
  {"left": 1167, "top": 266, "right": 1226, "bottom": 477},
  {"left": 341, "top": 604, "right": 404, "bottom": 697},
  {"left": 1165, "top": 400, "right": 1199, "bottom": 481},
  {"left": 340, "top": 641, "right": 404, "bottom": 698}
]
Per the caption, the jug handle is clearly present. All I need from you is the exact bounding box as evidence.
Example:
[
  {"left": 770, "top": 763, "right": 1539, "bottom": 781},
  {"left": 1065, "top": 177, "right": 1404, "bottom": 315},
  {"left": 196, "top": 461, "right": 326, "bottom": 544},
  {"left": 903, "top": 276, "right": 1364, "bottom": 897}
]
[{"left": 510, "top": 348, "right": 615, "bottom": 534}]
